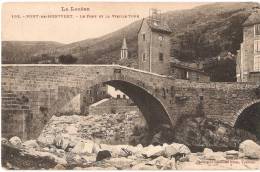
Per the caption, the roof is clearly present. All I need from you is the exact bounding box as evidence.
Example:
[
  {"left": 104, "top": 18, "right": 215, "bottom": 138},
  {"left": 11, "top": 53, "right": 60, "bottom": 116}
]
[
  {"left": 121, "top": 37, "right": 128, "bottom": 49},
  {"left": 243, "top": 11, "right": 260, "bottom": 27},
  {"left": 138, "top": 18, "right": 172, "bottom": 34},
  {"left": 170, "top": 61, "right": 208, "bottom": 75}
]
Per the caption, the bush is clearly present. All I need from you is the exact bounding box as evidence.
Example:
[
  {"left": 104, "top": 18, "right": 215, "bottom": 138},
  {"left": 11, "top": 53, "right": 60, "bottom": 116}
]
[{"left": 58, "top": 54, "right": 77, "bottom": 64}]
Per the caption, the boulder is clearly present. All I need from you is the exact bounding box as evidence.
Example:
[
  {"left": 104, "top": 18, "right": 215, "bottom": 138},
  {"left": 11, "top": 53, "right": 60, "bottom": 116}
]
[
  {"left": 118, "top": 148, "right": 132, "bottom": 157},
  {"left": 53, "top": 164, "right": 66, "bottom": 170},
  {"left": 82, "top": 155, "right": 96, "bottom": 163},
  {"left": 26, "top": 149, "right": 67, "bottom": 165},
  {"left": 216, "top": 126, "right": 226, "bottom": 136},
  {"left": 141, "top": 145, "right": 164, "bottom": 158},
  {"left": 239, "top": 140, "right": 260, "bottom": 159},
  {"left": 99, "top": 144, "right": 136, "bottom": 157},
  {"left": 71, "top": 140, "right": 94, "bottom": 154},
  {"left": 225, "top": 150, "right": 239, "bottom": 159},
  {"left": 169, "top": 143, "right": 191, "bottom": 155},
  {"left": 105, "top": 157, "right": 133, "bottom": 169},
  {"left": 96, "top": 150, "right": 112, "bottom": 161},
  {"left": 22, "top": 140, "right": 39, "bottom": 149},
  {"left": 203, "top": 148, "right": 213, "bottom": 154},
  {"left": 92, "top": 143, "right": 102, "bottom": 154},
  {"left": 9, "top": 136, "right": 22, "bottom": 146},
  {"left": 164, "top": 144, "right": 178, "bottom": 158},
  {"left": 148, "top": 156, "right": 176, "bottom": 169}
]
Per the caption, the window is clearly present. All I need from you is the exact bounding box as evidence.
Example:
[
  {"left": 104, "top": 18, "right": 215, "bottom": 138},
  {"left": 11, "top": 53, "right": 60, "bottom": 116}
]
[
  {"left": 142, "top": 34, "right": 145, "bottom": 41},
  {"left": 255, "top": 40, "right": 260, "bottom": 52},
  {"left": 196, "top": 74, "right": 200, "bottom": 81},
  {"left": 255, "top": 24, "right": 260, "bottom": 36},
  {"left": 159, "top": 53, "right": 164, "bottom": 62},
  {"left": 186, "top": 71, "right": 189, "bottom": 79},
  {"left": 254, "top": 55, "right": 260, "bottom": 71},
  {"left": 142, "top": 53, "right": 146, "bottom": 61},
  {"left": 158, "top": 35, "right": 164, "bottom": 41}
]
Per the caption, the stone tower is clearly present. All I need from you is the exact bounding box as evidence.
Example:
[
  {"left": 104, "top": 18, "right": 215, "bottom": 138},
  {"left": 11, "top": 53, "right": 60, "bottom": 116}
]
[
  {"left": 120, "top": 37, "right": 128, "bottom": 60},
  {"left": 137, "top": 9, "right": 172, "bottom": 75},
  {"left": 237, "top": 10, "right": 260, "bottom": 83}
]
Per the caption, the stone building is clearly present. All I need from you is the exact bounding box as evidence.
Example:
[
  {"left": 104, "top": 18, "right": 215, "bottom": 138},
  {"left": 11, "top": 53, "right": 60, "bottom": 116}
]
[
  {"left": 237, "top": 11, "right": 260, "bottom": 83},
  {"left": 137, "top": 10, "right": 172, "bottom": 75},
  {"left": 137, "top": 9, "right": 210, "bottom": 81},
  {"left": 170, "top": 61, "right": 210, "bottom": 82}
]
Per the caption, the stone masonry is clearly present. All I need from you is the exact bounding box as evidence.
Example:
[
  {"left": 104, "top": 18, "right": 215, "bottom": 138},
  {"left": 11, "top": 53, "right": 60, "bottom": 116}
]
[{"left": 2, "top": 64, "right": 260, "bottom": 139}]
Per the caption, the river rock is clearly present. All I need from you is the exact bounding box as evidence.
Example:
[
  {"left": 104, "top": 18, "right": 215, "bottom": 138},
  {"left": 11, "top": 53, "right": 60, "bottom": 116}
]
[
  {"left": 71, "top": 140, "right": 94, "bottom": 154},
  {"left": 27, "top": 149, "right": 67, "bottom": 165},
  {"left": 239, "top": 140, "right": 260, "bottom": 159},
  {"left": 105, "top": 157, "right": 134, "bottom": 169},
  {"left": 170, "top": 143, "right": 191, "bottom": 155},
  {"left": 225, "top": 150, "right": 239, "bottom": 159},
  {"left": 164, "top": 144, "right": 178, "bottom": 158},
  {"left": 53, "top": 164, "right": 66, "bottom": 170},
  {"left": 9, "top": 136, "right": 22, "bottom": 146},
  {"left": 148, "top": 156, "right": 176, "bottom": 169},
  {"left": 22, "top": 140, "right": 39, "bottom": 149},
  {"left": 203, "top": 148, "right": 213, "bottom": 154},
  {"left": 141, "top": 145, "right": 164, "bottom": 158},
  {"left": 96, "top": 150, "right": 112, "bottom": 161}
]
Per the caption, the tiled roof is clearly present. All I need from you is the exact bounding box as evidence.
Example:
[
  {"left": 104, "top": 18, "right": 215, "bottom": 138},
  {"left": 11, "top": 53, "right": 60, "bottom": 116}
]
[
  {"left": 138, "top": 18, "right": 172, "bottom": 34},
  {"left": 243, "top": 11, "right": 260, "bottom": 26},
  {"left": 170, "top": 61, "right": 207, "bottom": 75},
  {"left": 147, "top": 20, "right": 172, "bottom": 34}
]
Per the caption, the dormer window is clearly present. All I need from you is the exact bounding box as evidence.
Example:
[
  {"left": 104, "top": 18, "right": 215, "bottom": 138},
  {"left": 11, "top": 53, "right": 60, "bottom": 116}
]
[{"left": 255, "top": 24, "right": 260, "bottom": 36}]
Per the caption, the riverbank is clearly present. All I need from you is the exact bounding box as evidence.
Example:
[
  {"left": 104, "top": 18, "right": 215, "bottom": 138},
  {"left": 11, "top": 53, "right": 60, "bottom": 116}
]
[{"left": 2, "top": 136, "right": 260, "bottom": 170}]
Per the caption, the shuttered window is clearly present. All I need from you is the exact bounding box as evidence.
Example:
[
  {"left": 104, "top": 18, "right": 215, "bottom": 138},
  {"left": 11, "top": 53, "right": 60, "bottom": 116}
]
[
  {"left": 255, "top": 24, "right": 260, "bottom": 36},
  {"left": 254, "top": 55, "right": 260, "bottom": 71},
  {"left": 255, "top": 40, "right": 260, "bottom": 52}
]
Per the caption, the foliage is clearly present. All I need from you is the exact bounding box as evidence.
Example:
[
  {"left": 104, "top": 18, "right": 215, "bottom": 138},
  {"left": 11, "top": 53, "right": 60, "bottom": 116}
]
[{"left": 58, "top": 54, "right": 77, "bottom": 64}]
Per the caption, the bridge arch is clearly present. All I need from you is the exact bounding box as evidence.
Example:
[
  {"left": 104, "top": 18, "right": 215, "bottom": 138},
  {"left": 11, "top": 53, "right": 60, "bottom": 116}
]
[
  {"left": 233, "top": 99, "right": 260, "bottom": 139},
  {"left": 84, "top": 79, "right": 173, "bottom": 131}
]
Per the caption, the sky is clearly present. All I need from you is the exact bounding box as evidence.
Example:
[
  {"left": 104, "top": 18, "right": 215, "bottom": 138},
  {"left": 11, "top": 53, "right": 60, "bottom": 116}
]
[{"left": 2, "top": 2, "right": 207, "bottom": 44}]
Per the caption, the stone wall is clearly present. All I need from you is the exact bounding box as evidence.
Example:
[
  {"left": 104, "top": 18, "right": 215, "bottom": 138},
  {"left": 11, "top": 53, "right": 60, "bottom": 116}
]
[
  {"left": 2, "top": 65, "right": 260, "bottom": 139},
  {"left": 89, "top": 98, "right": 139, "bottom": 115},
  {"left": 2, "top": 91, "right": 32, "bottom": 140}
]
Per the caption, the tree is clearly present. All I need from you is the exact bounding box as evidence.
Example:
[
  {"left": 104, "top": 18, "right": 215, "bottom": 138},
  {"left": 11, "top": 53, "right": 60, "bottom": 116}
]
[{"left": 58, "top": 54, "right": 77, "bottom": 64}]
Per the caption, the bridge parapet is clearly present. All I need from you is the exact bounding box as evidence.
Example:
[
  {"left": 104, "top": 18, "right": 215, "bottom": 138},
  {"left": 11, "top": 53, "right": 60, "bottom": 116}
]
[{"left": 1, "top": 64, "right": 260, "bottom": 139}]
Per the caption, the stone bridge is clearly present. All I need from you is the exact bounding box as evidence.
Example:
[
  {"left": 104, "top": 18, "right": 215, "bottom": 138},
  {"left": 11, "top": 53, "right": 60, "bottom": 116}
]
[{"left": 2, "top": 64, "right": 260, "bottom": 139}]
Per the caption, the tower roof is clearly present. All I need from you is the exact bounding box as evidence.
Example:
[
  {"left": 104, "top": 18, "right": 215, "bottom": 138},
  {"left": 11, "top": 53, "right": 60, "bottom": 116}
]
[
  {"left": 138, "top": 18, "right": 172, "bottom": 34},
  {"left": 121, "top": 37, "right": 128, "bottom": 49},
  {"left": 243, "top": 10, "right": 260, "bottom": 27}
]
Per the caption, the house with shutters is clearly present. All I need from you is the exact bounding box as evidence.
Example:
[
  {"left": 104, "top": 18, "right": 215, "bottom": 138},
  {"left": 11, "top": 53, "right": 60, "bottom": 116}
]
[
  {"left": 237, "top": 10, "right": 260, "bottom": 83},
  {"left": 137, "top": 9, "right": 210, "bottom": 81}
]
